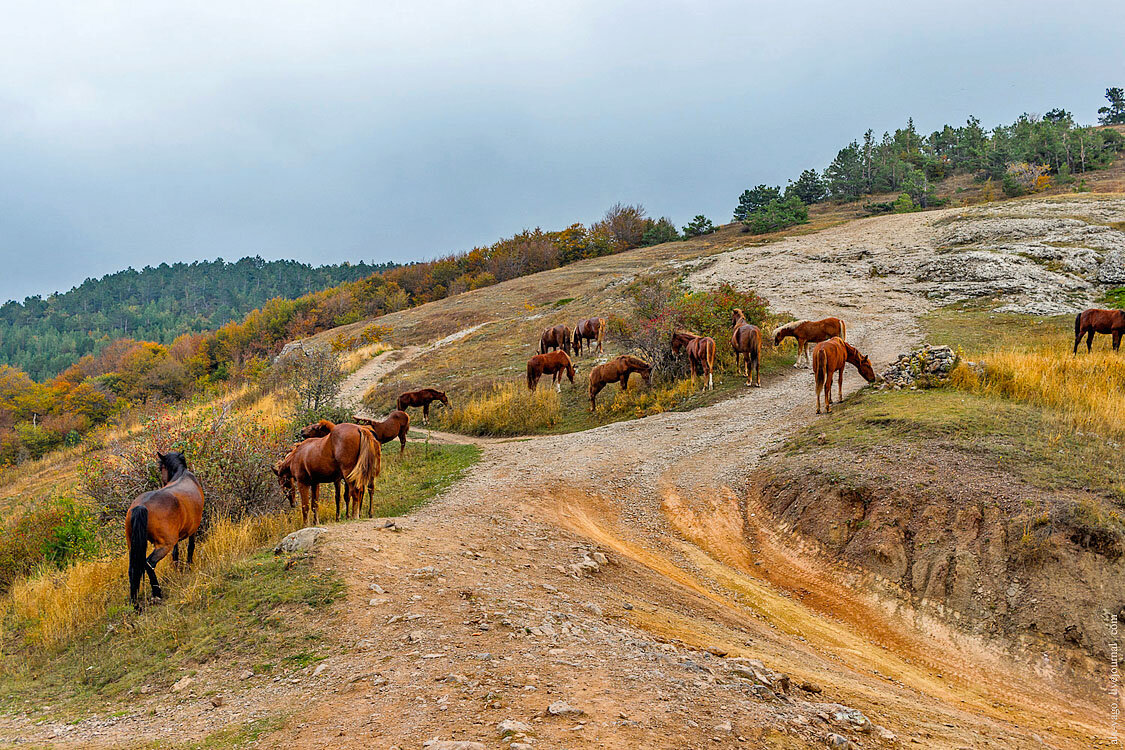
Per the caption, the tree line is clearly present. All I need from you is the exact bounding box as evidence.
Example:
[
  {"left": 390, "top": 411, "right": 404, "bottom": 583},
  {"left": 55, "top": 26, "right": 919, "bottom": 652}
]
[
  {"left": 735, "top": 89, "right": 1125, "bottom": 226},
  {"left": 0, "top": 256, "right": 393, "bottom": 381}
]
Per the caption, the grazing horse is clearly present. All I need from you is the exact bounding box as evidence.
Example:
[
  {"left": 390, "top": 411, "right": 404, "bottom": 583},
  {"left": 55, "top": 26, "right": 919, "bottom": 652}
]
[
  {"left": 355, "top": 412, "right": 411, "bottom": 455},
  {"left": 539, "top": 324, "right": 573, "bottom": 355},
  {"left": 572, "top": 318, "right": 606, "bottom": 355},
  {"left": 671, "top": 330, "right": 716, "bottom": 390},
  {"left": 302, "top": 414, "right": 411, "bottom": 457},
  {"left": 811, "top": 337, "right": 878, "bottom": 414},
  {"left": 275, "top": 423, "right": 381, "bottom": 523},
  {"left": 396, "top": 388, "right": 450, "bottom": 425},
  {"left": 126, "top": 451, "right": 204, "bottom": 608},
  {"left": 527, "top": 350, "right": 576, "bottom": 392},
  {"left": 774, "top": 317, "right": 847, "bottom": 368},
  {"left": 588, "top": 355, "right": 652, "bottom": 410},
  {"left": 1073, "top": 308, "right": 1125, "bottom": 353},
  {"left": 730, "top": 308, "right": 762, "bottom": 387}
]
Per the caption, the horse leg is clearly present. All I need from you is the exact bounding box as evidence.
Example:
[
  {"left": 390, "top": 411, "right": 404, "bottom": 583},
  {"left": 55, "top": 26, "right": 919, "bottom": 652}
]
[
  {"left": 334, "top": 481, "right": 341, "bottom": 521},
  {"left": 753, "top": 353, "right": 760, "bottom": 387},
  {"left": 1115, "top": 332, "right": 1122, "bottom": 352},
  {"left": 815, "top": 375, "right": 823, "bottom": 415},
  {"left": 1087, "top": 331, "right": 1095, "bottom": 353},
  {"left": 310, "top": 484, "right": 320, "bottom": 526},
  {"left": 422, "top": 404, "right": 430, "bottom": 425},
  {"left": 171, "top": 542, "right": 180, "bottom": 570},
  {"left": 187, "top": 534, "right": 196, "bottom": 566},
  {"left": 824, "top": 377, "right": 833, "bottom": 414},
  {"left": 838, "top": 366, "right": 845, "bottom": 401},
  {"left": 1074, "top": 328, "right": 1082, "bottom": 355},
  {"left": 146, "top": 545, "right": 172, "bottom": 600},
  {"left": 298, "top": 485, "right": 311, "bottom": 525}
]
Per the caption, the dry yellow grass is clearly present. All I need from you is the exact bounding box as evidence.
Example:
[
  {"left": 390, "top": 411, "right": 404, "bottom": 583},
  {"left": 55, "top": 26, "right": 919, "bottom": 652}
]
[
  {"left": 605, "top": 378, "right": 696, "bottom": 418},
  {"left": 340, "top": 342, "right": 391, "bottom": 373},
  {"left": 5, "top": 511, "right": 301, "bottom": 649},
  {"left": 952, "top": 347, "right": 1125, "bottom": 435},
  {"left": 438, "top": 382, "right": 561, "bottom": 435}
]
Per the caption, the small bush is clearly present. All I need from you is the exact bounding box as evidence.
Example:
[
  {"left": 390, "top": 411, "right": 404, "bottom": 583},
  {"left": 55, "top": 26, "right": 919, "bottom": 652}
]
[
  {"left": 0, "top": 501, "right": 71, "bottom": 591},
  {"left": 605, "top": 379, "right": 695, "bottom": 418},
  {"left": 742, "top": 196, "right": 808, "bottom": 234},
  {"left": 436, "top": 383, "right": 561, "bottom": 436},
  {"left": 42, "top": 500, "right": 99, "bottom": 568},
  {"left": 892, "top": 193, "right": 919, "bottom": 213}
]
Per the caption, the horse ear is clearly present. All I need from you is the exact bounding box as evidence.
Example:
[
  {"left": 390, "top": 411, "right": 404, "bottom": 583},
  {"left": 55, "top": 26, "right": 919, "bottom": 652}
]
[{"left": 155, "top": 451, "right": 164, "bottom": 461}]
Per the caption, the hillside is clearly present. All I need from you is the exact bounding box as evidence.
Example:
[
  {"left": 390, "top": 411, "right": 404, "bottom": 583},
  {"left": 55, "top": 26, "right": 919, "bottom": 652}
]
[
  {"left": 4, "top": 193, "right": 1122, "bottom": 748},
  {"left": 0, "top": 256, "right": 393, "bottom": 381}
]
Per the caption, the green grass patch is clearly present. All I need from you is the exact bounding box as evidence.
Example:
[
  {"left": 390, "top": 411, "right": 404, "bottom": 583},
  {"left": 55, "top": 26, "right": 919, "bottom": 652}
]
[
  {"left": 0, "top": 553, "right": 343, "bottom": 722},
  {"left": 374, "top": 440, "right": 479, "bottom": 516},
  {"left": 553, "top": 297, "right": 575, "bottom": 308},
  {"left": 788, "top": 387, "right": 1125, "bottom": 501}
]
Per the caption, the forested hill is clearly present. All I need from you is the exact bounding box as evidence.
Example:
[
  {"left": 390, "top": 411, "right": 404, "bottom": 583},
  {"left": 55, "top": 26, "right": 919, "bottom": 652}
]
[{"left": 0, "top": 256, "right": 395, "bottom": 380}]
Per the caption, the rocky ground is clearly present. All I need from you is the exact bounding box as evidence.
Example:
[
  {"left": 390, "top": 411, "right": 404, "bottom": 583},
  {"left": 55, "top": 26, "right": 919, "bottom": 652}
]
[{"left": 11, "top": 195, "right": 1123, "bottom": 748}]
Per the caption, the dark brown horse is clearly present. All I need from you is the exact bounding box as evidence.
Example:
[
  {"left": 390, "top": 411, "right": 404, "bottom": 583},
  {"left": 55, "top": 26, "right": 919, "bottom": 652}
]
[
  {"left": 811, "top": 337, "right": 878, "bottom": 414},
  {"left": 355, "top": 412, "right": 411, "bottom": 455},
  {"left": 572, "top": 317, "right": 606, "bottom": 355},
  {"left": 396, "top": 388, "right": 450, "bottom": 425},
  {"left": 1073, "top": 308, "right": 1125, "bottom": 353},
  {"left": 539, "top": 324, "right": 572, "bottom": 355},
  {"left": 671, "top": 330, "right": 716, "bottom": 390},
  {"left": 731, "top": 308, "right": 762, "bottom": 387},
  {"left": 527, "top": 350, "right": 576, "bottom": 392},
  {"left": 774, "top": 317, "right": 847, "bottom": 368},
  {"left": 275, "top": 422, "right": 381, "bottom": 523},
  {"left": 588, "top": 355, "right": 652, "bottom": 410},
  {"left": 126, "top": 451, "right": 204, "bottom": 608}
]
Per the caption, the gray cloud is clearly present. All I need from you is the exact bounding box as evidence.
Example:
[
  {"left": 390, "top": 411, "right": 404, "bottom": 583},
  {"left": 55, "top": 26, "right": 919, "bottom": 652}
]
[{"left": 1, "top": 0, "right": 1122, "bottom": 300}]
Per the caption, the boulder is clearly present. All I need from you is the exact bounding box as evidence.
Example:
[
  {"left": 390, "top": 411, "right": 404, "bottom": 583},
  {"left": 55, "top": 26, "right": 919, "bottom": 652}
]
[{"left": 274, "top": 527, "right": 327, "bottom": 555}]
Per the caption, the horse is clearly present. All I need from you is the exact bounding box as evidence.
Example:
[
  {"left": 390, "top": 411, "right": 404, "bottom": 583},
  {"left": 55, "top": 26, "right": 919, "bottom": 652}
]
[
  {"left": 811, "top": 337, "right": 878, "bottom": 414},
  {"left": 671, "top": 330, "right": 716, "bottom": 390},
  {"left": 274, "top": 422, "right": 381, "bottom": 523},
  {"left": 396, "top": 388, "right": 450, "bottom": 425},
  {"left": 572, "top": 318, "right": 606, "bottom": 356},
  {"left": 126, "top": 451, "right": 205, "bottom": 609},
  {"left": 730, "top": 308, "right": 762, "bottom": 387},
  {"left": 774, "top": 317, "right": 847, "bottom": 368},
  {"left": 527, "top": 350, "right": 576, "bottom": 392},
  {"left": 302, "top": 414, "right": 411, "bottom": 456},
  {"left": 588, "top": 355, "right": 652, "bottom": 410},
  {"left": 539, "top": 324, "right": 572, "bottom": 355},
  {"left": 1073, "top": 308, "right": 1125, "bottom": 353},
  {"left": 355, "top": 412, "right": 411, "bottom": 455}
]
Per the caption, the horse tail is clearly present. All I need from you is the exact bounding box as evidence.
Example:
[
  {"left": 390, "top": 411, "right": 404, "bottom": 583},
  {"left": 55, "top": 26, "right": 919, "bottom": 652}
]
[
  {"left": 527, "top": 361, "right": 536, "bottom": 390},
  {"left": 597, "top": 318, "right": 606, "bottom": 348},
  {"left": 128, "top": 505, "right": 149, "bottom": 604},
  {"left": 839, "top": 319, "right": 847, "bottom": 342},
  {"left": 347, "top": 428, "right": 381, "bottom": 500},
  {"left": 813, "top": 348, "right": 825, "bottom": 387}
]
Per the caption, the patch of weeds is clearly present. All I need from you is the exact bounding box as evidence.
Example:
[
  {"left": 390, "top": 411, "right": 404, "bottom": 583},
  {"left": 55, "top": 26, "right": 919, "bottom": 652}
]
[{"left": 553, "top": 297, "right": 575, "bottom": 308}]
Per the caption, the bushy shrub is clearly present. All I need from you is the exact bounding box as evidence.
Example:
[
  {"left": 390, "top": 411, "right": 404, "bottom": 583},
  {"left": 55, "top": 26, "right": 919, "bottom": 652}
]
[
  {"left": 682, "top": 215, "right": 715, "bottom": 238},
  {"left": 0, "top": 501, "right": 70, "bottom": 591},
  {"left": 641, "top": 217, "right": 680, "bottom": 246},
  {"left": 42, "top": 499, "right": 99, "bottom": 568},
  {"left": 1002, "top": 162, "right": 1051, "bottom": 197},
  {"left": 272, "top": 346, "right": 346, "bottom": 412},
  {"left": 83, "top": 408, "right": 290, "bottom": 525},
  {"left": 613, "top": 279, "right": 773, "bottom": 380},
  {"left": 742, "top": 196, "right": 808, "bottom": 234},
  {"left": 892, "top": 193, "right": 919, "bottom": 213}
]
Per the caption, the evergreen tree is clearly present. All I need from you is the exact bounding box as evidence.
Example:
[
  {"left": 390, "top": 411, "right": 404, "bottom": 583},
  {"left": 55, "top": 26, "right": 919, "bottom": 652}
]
[
  {"left": 733, "top": 185, "right": 781, "bottom": 221},
  {"left": 1099, "top": 87, "right": 1125, "bottom": 125},
  {"left": 682, "top": 215, "right": 716, "bottom": 238},
  {"left": 785, "top": 169, "right": 827, "bottom": 204}
]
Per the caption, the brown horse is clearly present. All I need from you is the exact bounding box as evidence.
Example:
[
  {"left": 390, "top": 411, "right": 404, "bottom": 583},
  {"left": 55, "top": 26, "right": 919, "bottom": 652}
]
[
  {"left": 572, "top": 318, "right": 606, "bottom": 355},
  {"left": 396, "top": 388, "right": 450, "bottom": 425},
  {"left": 539, "top": 324, "right": 572, "bottom": 355},
  {"left": 671, "top": 330, "right": 716, "bottom": 390},
  {"left": 275, "top": 422, "right": 381, "bottom": 523},
  {"left": 1073, "top": 308, "right": 1125, "bottom": 353},
  {"left": 774, "top": 317, "right": 847, "bottom": 368},
  {"left": 126, "top": 451, "right": 204, "bottom": 608},
  {"left": 527, "top": 350, "right": 576, "bottom": 392},
  {"left": 588, "top": 355, "right": 652, "bottom": 410},
  {"left": 811, "top": 337, "right": 878, "bottom": 414},
  {"left": 731, "top": 308, "right": 762, "bottom": 387},
  {"left": 355, "top": 412, "right": 411, "bottom": 455}
]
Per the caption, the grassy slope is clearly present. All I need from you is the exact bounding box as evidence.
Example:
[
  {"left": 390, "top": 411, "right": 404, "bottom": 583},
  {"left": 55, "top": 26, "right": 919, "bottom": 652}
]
[{"left": 0, "top": 439, "right": 479, "bottom": 724}]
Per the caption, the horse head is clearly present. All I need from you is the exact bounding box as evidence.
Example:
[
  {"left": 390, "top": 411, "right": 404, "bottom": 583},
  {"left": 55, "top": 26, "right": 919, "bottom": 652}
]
[
  {"left": 156, "top": 451, "right": 188, "bottom": 484},
  {"left": 273, "top": 460, "right": 296, "bottom": 507},
  {"left": 300, "top": 419, "right": 334, "bottom": 439},
  {"left": 846, "top": 345, "right": 879, "bottom": 383},
  {"left": 438, "top": 391, "right": 450, "bottom": 408},
  {"left": 732, "top": 308, "right": 747, "bottom": 328}
]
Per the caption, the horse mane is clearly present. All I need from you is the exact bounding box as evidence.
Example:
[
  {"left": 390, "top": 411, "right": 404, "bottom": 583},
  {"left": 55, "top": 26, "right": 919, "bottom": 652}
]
[
  {"left": 773, "top": 320, "right": 808, "bottom": 336},
  {"left": 158, "top": 451, "right": 189, "bottom": 480},
  {"left": 314, "top": 419, "right": 336, "bottom": 430}
]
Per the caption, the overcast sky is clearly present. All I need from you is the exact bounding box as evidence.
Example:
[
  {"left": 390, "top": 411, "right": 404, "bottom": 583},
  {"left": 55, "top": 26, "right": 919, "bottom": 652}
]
[{"left": 1, "top": 1, "right": 1122, "bottom": 302}]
